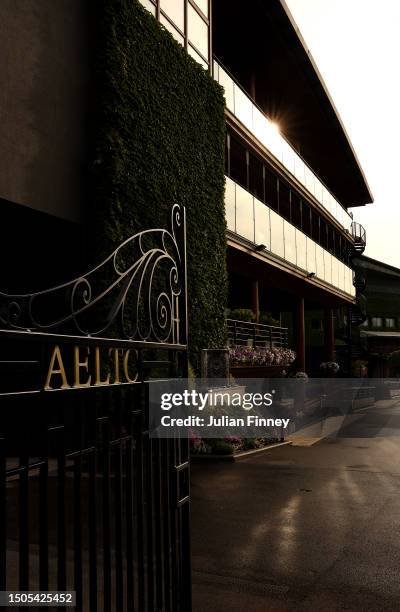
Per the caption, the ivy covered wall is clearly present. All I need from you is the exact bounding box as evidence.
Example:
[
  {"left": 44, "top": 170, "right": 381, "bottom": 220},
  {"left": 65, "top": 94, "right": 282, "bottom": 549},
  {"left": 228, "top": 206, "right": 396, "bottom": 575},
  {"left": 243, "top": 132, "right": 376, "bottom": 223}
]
[{"left": 90, "top": 0, "right": 227, "bottom": 368}]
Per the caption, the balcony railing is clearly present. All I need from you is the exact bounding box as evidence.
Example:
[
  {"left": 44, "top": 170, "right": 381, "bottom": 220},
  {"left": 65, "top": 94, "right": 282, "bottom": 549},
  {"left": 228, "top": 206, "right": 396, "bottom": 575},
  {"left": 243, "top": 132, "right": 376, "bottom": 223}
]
[
  {"left": 213, "top": 59, "right": 353, "bottom": 232},
  {"left": 226, "top": 176, "right": 356, "bottom": 298},
  {"left": 227, "top": 318, "right": 289, "bottom": 348}
]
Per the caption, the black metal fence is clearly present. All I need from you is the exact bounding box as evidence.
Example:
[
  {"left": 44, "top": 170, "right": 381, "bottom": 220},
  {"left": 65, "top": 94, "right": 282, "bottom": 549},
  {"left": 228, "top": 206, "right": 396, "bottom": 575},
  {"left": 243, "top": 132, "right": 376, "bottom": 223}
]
[
  {"left": 0, "top": 343, "right": 190, "bottom": 611},
  {"left": 227, "top": 318, "right": 289, "bottom": 349},
  {"left": 0, "top": 205, "right": 191, "bottom": 611}
]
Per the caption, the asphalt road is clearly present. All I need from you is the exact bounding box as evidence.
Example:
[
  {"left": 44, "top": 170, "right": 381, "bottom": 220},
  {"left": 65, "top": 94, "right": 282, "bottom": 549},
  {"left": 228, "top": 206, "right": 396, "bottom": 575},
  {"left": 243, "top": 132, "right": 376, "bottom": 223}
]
[{"left": 191, "top": 400, "right": 400, "bottom": 611}]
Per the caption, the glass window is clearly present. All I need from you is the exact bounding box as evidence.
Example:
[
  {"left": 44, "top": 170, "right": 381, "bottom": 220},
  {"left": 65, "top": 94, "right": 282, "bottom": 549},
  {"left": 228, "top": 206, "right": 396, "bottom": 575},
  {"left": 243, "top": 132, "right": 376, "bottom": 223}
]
[
  {"left": 329, "top": 194, "right": 338, "bottom": 220},
  {"left": 294, "top": 154, "right": 305, "bottom": 185},
  {"left": 320, "top": 220, "right": 328, "bottom": 250},
  {"left": 279, "top": 181, "right": 291, "bottom": 222},
  {"left": 302, "top": 203, "right": 311, "bottom": 237},
  {"left": 305, "top": 167, "right": 315, "bottom": 195},
  {"left": 325, "top": 252, "right": 332, "bottom": 284},
  {"left": 254, "top": 199, "right": 270, "bottom": 251},
  {"left": 343, "top": 243, "right": 349, "bottom": 266},
  {"left": 327, "top": 226, "right": 334, "bottom": 254},
  {"left": 335, "top": 233, "right": 342, "bottom": 260},
  {"left": 235, "top": 184, "right": 254, "bottom": 242},
  {"left": 385, "top": 318, "right": 395, "bottom": 328},
  {"left": 296, "top": 230, "right": 307, "bottom": 271},
  {"left": 315, "top": 244, "right": 325, "bottom": 280},
  {"left": 264, "top": 121, "right": 283, "bottom": 163},
  {"left": 282, "top": 142, "right": 295, "bottom": 175},
  {"left": 252, "top": 107, "right": 267, "bottom": 145},
  {"left": 270, "top": 210, "right": 285, "bottom": 259},
  {"left": 291, "top": 192, "right": 301, "bottom": 229},
  {"left": 339, "top": 263, "right": 346, "bottom": 292},
  {"left": 193, "top": 0, "right": 208, "bottom": 17},
  {"left": 160, "top": 0, "right": 184, "bottom": 31},
  {"left": 284, "top": 221, "right": 296, "bottom": 265},
  {"left": 249, "top": 153, "right": 264, "bottom": 201},
  {"left": 314, "top": 179, "right": 323, "bottom": 204},
  {"left": 160, "top": 14, "right": 184, "bottom": 45},
  {"left": 306, "top": 237, "right": 316, "bottom": 274},
  {"left": 225, "top": 177, "right": 236, "bottom": 232},
  {"left": 344, "top": 268, "right": 352, "bottom": 295},
  {"left": 265, "top": 167, "right": 278, "bottom": 212},
  {"left": 331, "top": 257, "right": 339, "bottom": 289},
  {"left": 217, "top": 65, "right": 235, "bottom": 112},
  {"left": 234, "top": 85, "right": 253, "bottom": 131},
  {"left": 229, "top": 136, "right": 247, "bottom": 189},
  {"left": 311, "top": 211, "right": 320, "bottom": 243},
  {"left": 188, "top": 4, "right": 208, "bottom": 59}
]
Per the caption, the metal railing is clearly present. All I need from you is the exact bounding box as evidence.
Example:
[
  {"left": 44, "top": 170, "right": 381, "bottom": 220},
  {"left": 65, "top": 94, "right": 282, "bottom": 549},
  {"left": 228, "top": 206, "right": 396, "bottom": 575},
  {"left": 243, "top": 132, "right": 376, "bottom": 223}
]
[
  {"left": 351, "top": 221, "right": 367, "bottom": 245},
  {"left": 227, "top": 318, "right": 289, "bottom": 348},
  {"left": 225, "top": 176, "right": 356, "bottom": 297}
]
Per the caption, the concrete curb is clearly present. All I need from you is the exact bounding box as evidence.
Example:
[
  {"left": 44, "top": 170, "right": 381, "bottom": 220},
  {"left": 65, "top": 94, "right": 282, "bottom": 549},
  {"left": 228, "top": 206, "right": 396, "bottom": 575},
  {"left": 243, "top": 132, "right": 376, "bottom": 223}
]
[{"left": 191, "top": 440, "right": 292, "bottom": 463}]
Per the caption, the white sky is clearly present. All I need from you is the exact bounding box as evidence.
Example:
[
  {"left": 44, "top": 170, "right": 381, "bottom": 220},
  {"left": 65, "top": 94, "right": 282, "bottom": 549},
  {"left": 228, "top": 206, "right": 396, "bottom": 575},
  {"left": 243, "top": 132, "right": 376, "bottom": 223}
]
[{"left": 286, "top": 0, "right": 400, "bottom": 267}]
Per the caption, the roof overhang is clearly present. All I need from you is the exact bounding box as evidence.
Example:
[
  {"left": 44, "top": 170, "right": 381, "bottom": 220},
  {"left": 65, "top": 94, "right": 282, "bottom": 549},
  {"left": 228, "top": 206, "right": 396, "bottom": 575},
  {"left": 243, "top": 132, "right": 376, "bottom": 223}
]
[{"left": 213, "top": 0, "right": 373, "bottom": 208}]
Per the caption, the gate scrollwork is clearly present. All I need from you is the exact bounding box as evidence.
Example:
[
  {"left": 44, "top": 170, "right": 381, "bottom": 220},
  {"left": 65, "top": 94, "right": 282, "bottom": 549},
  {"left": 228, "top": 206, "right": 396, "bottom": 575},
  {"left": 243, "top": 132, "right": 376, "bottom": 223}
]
[{"left": 0, "top": 205, "right": 187, "bottom": 345}]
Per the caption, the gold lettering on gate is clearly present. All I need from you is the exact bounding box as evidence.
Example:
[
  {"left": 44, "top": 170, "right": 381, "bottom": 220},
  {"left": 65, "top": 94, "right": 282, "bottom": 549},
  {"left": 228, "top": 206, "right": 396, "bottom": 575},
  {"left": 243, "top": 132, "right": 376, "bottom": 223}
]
[
  {"left": 44, "top": 345, "right": 70, "bottom": 390},
  {"left": 74, "top": 346, "right": 92, "bottom": 388},
  {"left": 94, "top": 346, "right": 111, "bottom": 386},
  {"left": 44, "top": 345, "right": 138, "bottom": 391},
  {"left": 123, "top": 349, "right": 137, "bottom": 383}
]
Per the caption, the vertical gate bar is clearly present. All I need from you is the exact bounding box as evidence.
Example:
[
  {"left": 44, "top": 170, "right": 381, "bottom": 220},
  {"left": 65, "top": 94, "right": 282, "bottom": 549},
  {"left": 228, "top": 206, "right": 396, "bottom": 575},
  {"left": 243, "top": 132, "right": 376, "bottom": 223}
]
[
  {"left": 162, "top": 440, "right": 172, "bottom": 612},
  {"left": 180, "top": 439, "right": 192, "bottom": 611},
  {"left": 154, "top": 439, "right": 164, "bottom": 610},
  {"left": 102, "top": 416, "right": 112, "bottom": 612},
  {"left": 73, "top": 454, "right": 83, "bottom": 610},
  {"left": 88, "top": 446, "right": 98, "bottom": 612},
  {"left": 176, "top": 438, "right": 184, "bottom": 611},
  {"left": 145, "top": 382, "right": 155, "bottom": 612},
  {"left": 55, "top": 426, "right": 67, "bottom": 593},
  {"left": 146, "top": 434, "right": 155, "bottom": 612},
  {"left": 136, "top": 410, "right": 146, "bottom": 610},
  {"left": 114, "top": 391, "right": 124, "bottom": 612},
  {"left": 0, "top": 437, "right": 6, "bottom": 592},
  {"left": 39, "top": 456, "right": 49, "bottom": 591},
  {"left": 170, "top": 439, "right": 179, "bottom": 612},
  {"left": 19, "top": 454, "right": 29, "bottom": 591},
  {"left": 125, "top": 416, "right": 135, "bottom": 612}
]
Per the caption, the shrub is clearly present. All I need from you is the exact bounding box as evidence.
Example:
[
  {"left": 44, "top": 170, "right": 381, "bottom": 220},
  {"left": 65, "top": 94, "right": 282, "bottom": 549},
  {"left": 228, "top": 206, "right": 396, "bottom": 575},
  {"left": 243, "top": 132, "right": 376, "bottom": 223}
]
[
  {"left": 209, "top": 440, "right": 234, "bottom": 455},
  {"left": 229, "top": 309, "right": 256, "bottom": 322},
  {"left": 242, "top": 438, "right": 258, "bottom": 450},
  {"left": 259, "top": 312, "right": 280, "bottom": 327}
]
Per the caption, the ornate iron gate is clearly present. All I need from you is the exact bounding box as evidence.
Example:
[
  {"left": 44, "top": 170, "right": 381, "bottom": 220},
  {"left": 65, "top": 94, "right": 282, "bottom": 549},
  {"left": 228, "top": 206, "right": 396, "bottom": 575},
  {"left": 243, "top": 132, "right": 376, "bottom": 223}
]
[{"left": 0, "top": 206, "right": 191, "bottom": 610}]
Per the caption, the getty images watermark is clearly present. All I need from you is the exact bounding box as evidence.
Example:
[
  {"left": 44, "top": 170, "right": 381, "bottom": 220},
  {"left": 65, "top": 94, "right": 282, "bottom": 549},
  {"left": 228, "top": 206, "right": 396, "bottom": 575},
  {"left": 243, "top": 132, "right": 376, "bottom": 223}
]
[
  {"left": 148, "top": 379, "right": 297, "bottom": 439},
  {"left": 149, "top": 377, "right": 390, "bottom": 439},
  {"left": 159, "top": 388, "right": 290, "bottom": 430}
]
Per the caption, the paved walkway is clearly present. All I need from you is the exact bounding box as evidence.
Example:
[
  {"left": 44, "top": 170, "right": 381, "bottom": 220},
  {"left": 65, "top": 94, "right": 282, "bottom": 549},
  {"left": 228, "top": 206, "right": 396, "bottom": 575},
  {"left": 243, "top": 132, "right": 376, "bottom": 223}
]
[{"left": 191, "top": 401, "right": 400, "bottom": 611}]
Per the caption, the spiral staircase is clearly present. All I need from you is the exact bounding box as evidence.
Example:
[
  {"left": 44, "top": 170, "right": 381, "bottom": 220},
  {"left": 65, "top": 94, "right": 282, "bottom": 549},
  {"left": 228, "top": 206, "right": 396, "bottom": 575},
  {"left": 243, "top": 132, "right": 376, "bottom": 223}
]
[{"left": 347, "top": 221, "right": 367, "bottom": 324}]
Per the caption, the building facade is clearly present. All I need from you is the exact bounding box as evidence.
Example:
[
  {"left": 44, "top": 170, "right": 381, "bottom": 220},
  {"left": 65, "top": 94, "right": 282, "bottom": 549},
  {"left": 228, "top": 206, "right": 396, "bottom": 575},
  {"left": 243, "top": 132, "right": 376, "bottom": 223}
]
[
  {"left": 352, "top": 256, "right": 400, "bottom": 376},
  {"left": 138, "top": 0, "right": 372, "bottom": 372},
  {"left": 0, "top": 0, "right": 373, "bottom": 372}
]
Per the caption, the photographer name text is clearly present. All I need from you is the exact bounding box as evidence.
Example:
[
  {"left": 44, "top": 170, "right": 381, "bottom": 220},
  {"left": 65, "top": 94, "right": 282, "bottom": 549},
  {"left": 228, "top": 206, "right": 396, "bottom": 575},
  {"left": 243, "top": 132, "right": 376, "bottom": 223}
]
[{"left": 160, "top": 415, "right": 290, "bottom": 428}]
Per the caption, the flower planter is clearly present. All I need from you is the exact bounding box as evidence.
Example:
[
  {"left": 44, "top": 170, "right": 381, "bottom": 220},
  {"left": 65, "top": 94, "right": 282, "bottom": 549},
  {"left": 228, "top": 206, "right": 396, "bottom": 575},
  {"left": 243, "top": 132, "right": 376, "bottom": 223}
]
[{"left": 229, "top": 365, "right": 286, "bottom": 378}]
